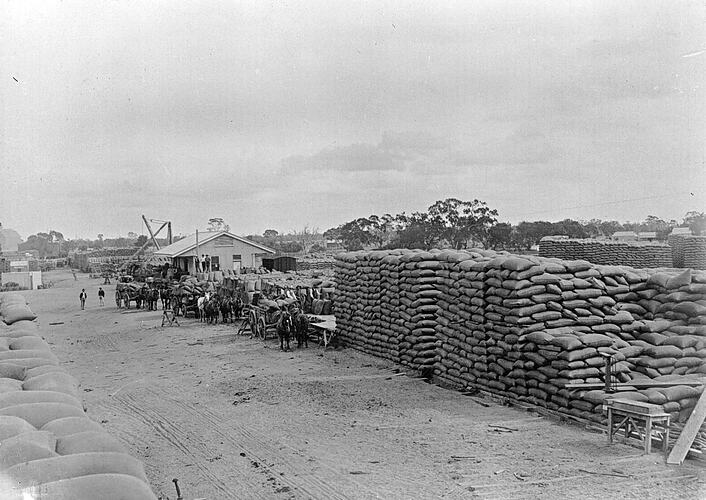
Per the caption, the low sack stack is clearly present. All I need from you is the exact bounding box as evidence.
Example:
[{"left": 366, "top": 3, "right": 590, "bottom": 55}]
[
  {"left": 334, "top": 250, "right": 706, "bottom": 431},
  {"left": 539, "top": 238, "right": 673, "bottom": 268},
  {"left": 0, "top": 293, "right": 156, "bottom": 499}
]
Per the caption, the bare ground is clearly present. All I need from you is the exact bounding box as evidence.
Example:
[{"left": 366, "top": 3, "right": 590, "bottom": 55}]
[{"left": 15, "top": 270, "right": 706, "bottom": 499}]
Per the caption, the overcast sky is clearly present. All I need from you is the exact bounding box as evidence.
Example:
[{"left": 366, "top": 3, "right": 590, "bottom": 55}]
[{"left": 1, "top": 1, "right": 704, "bottom": 240}]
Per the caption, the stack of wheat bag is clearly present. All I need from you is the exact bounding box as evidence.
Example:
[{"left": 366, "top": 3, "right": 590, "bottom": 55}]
[
  {"left": 335, "top": 250, "right": 706, "bottom": 432},
  {"left": 539, "top": 238, "right": 673, "bottom": 268},
  {"left": 0, "top": 294, "right": 156, "bottom": 499}
]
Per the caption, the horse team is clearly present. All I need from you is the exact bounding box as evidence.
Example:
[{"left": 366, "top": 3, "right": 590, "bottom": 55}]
[
  {"left": 117, "top": 284, "right": 311, "bottom": 351},
  {"left": 116, "top": 286, "right": 163, "bottom": 311}
]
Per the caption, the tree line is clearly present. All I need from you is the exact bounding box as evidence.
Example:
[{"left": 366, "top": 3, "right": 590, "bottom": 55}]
[
  {"left": 323, "top": 199, "right": 706, "bottom": 252},
  {"left": 14, "top": 207, "right": 706, "bottom": 258},
  {"left": 246, "top": 227, "right": 326, "bottom": 254}
]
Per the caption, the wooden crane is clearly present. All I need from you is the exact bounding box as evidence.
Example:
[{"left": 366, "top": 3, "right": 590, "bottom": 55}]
[{"left": 132, "top": 215, "right": 172, "bottom": 257}]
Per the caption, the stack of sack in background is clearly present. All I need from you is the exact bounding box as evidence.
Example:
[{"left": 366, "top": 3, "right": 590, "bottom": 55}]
[
  {"left": 334, "top": 250, "right": 706, "bottom": 432},
  {"left": 668, "top": 233, "right": 687, "bottom": 268},
  {"left": 0, "top": 294, "right": 156, "bottom": 499},
  {"left": 538, "top": 238, "right": 673, "bottom": 268},
  {"left": 297, "top": 257, "right": 336, "bottom": 271},
  {"left": 682, "top": 236, "right": 706, "bottom": 270},
  {"left": 195, "top": 271, "right": 223, "bottom": 282},
  {"left": 171, "top": 276, "right": 215, "bottom": 302},
  {"left": 259, "top": 278, "right": 336, "bottom": 315}
]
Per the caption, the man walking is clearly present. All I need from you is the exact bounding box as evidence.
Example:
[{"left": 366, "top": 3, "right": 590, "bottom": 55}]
[
  {"left": 98, "top": 287, "right": 105, "bottom": 306},
  {"left": 79, "top": 289, "right": 87, "bottom": 310}
]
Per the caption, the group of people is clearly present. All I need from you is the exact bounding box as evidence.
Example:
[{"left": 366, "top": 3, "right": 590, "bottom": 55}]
[
  {"left": 79, "top": 287, "right": 105, "bottom": 310},
  {"left": 195, "top": 254, "right": 213, "bottom": 273}
]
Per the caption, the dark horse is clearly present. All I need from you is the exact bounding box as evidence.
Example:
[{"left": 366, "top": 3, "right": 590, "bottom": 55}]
[
  {"left": 232, "top": 296, "right": 244, "bottom": 321},
  {"left": 160, "top": 287, "right": 172, "bottom": 310},
  {"left": 205, "top": 296, "right": 220, "bottom": 324},
  {"left": 276, "top": 309, "right": 294, "bottom": 351},
  {"left": 292, "top": 308, "right": 310, "bottom": 348},
  {"left": 146, "top": 288, "right": 160, "bottom": 311},
  {"left": 219, "top": 296, "right": 234, "bottom": 323}
]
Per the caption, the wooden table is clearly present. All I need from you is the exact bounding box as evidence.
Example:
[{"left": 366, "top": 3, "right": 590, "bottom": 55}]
[
  {"left": 603, "top": 398, "right": 671, "bottom": 460},
  {"left": 307, "top": 314, "right": 336, "bottom": 348}
]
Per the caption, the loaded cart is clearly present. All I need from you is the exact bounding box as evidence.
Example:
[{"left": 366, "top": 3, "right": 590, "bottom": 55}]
[{"left": 237, "top": 300, "right": 282, "bottom": 340}]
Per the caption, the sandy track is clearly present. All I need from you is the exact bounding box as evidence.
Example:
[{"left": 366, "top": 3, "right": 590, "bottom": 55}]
[{"left": 16, "top": 270, "right": 706, "bottom": 499}]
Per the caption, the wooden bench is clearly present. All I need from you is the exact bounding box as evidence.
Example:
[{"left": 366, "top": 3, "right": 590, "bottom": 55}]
[{"left": 603, "top": 398, "right": 670, "bottom": 461}]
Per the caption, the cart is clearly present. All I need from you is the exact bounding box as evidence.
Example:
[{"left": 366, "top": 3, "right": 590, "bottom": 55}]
[
  {"left": 237, "top": 304, "right": 281, "bottom": 340},
  {"left": 117, "top": 283, "right": 146, "bottom": 309}
]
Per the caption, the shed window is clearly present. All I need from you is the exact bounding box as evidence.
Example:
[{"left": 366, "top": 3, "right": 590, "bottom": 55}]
[{"left": 233, "top": 254, "right": 242, "bottom": 261}]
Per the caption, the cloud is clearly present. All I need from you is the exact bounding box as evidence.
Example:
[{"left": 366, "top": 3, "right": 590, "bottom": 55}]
[
  {"left": 448, "top": 127, "right": 557, "bottom": 167},
  {"left": 282, "top": 139, "right": 406, "bottom": 173},
  {"left": 282, "top": 127, "right": 558, "bottom": 175}
]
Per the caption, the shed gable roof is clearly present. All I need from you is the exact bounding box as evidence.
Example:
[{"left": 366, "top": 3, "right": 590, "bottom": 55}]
[{"left": 155, "top": 231, "right": 275, "bottom": 257}]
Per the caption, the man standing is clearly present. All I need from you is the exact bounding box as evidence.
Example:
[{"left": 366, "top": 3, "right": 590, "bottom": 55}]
[
  {"left": 205, "top": 254, "right": 211, "bottom": 273},
  {"left": 79, "top": 289, "right": 87, "bottom": 310},
  {"left": 98, "top": 287, "right": 105, "bottom": 306}
]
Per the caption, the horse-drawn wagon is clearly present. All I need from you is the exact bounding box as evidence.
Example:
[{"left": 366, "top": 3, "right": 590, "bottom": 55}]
[
  {"left": 116, "top": 282, "right": 146, "bottom": 309},
  {"left": 237, "top": 301, "right": 280, "bottom": 340},
  {"left": 236, "top": 295, "right": 309, "bottom": 350}
]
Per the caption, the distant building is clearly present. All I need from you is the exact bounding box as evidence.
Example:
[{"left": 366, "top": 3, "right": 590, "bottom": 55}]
[
  {"left": 611, "top": 231, "right": 639, "bottom": 242},
  {"left": 1, "top": 271, "right": 42, "bottom": 290},
  {"left": 9, "top": 260, "right": 29, "bottom": 272},
  {"left": 262, "top": 255, "right": 297, "bottom": 272},
  {"left": 325, "top": 240, "right": 344, "bottom": 251},
  {"left": 670, "top": 227, "right": 693, "bottom": 236},
  {"left": 636, "top": 231, "right": 658, "bottom": 241},
  {"left": 155, "top": 231, "right": 275, "bottom": 274}
]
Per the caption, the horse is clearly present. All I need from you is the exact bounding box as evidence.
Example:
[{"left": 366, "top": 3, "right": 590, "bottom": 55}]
[
  {"left": 219, "top": 296, "right": 233, "bottom": 323},
  {"left": 276, "top": 309, "right": 294, "bottom": 351},
  {"left": 160, "top": 287, "right": 172, "bottom": 310},
  {"left": 205, "top": 296, "right": 220, "bottom": 324},
  {"left": 292, "top": 307, "right": 310, "bottom": 348},
  {"left": 197, "top": 293, "right": 209, "bottom": 322},
  {"left": 232, "top": 296, "right": 244, "bottom": 321},
  {"left": 146, "top": 288, "right": 159, "bottom": 311}
]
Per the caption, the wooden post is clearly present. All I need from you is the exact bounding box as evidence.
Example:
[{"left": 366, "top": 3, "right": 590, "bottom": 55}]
[
  {"left": 195, "top": 229, "right": 199, "bottom": 276},
  {"left": 667, "top": 388, "right": 706, "bottom": 465}
]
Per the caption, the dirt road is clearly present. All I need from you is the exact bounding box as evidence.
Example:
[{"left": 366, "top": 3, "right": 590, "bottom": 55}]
[{"left": 16, "top": 270, "right": 706, "bottom": 499}]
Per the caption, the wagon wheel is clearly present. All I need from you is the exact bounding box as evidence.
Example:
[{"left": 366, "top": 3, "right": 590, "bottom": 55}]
[{"left": 257, "top": 316, "right": 267, "bottom": 341}]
